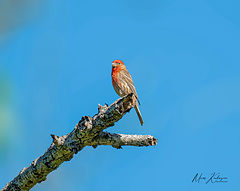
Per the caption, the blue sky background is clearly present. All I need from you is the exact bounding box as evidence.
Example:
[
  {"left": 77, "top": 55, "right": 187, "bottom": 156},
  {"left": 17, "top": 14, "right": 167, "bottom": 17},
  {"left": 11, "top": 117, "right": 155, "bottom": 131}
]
[{"left": 0, "top": 0, "right": 240, "bottom": 190}]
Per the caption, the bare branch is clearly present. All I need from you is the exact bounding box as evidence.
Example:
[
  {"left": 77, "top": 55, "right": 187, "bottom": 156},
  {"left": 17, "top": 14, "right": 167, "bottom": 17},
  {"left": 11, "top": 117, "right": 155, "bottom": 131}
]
[
  {"left": 89, "top": 131, "right": 157, "bottom": 149},
  {"left": 2, "top": 94, "right": 157, "bottom": 191}
]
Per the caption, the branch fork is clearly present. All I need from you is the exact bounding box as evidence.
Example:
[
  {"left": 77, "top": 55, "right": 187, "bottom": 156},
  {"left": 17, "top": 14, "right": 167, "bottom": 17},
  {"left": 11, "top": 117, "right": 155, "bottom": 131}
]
[{"left": 2, "top": 93, "right": 157, "bottom": 191}]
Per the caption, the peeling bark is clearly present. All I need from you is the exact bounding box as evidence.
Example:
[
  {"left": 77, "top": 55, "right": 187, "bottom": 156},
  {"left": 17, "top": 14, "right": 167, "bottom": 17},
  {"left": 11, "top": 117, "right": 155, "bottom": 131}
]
[{"left": 2, "top": 94, "right": 157, "bottom": 191}]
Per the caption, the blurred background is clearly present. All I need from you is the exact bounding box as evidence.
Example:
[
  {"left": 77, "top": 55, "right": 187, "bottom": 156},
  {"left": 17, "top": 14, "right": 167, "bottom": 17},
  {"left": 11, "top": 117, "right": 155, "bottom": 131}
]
[{"left": 0, "top": 0, "right": 240, "bottom": 190}]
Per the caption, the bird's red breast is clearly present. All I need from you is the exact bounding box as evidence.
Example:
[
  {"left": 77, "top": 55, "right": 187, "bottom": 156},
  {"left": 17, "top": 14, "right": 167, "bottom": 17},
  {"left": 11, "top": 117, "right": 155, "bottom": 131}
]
[{"left": 111, "top": 60, "right": 124, "bottom": 85}]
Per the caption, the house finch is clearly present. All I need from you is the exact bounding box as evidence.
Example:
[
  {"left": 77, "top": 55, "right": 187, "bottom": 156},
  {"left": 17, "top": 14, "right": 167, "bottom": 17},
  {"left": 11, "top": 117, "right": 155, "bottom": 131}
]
[{"left": 111, "top": 59, "right": 143, "bottom": 126}]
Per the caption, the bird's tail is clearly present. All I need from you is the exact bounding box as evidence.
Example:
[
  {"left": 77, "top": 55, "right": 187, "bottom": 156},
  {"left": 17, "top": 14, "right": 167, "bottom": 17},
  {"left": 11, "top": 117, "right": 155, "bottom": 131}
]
[{"left": 134, "top": 104, "right": 144, "bottom": 126}]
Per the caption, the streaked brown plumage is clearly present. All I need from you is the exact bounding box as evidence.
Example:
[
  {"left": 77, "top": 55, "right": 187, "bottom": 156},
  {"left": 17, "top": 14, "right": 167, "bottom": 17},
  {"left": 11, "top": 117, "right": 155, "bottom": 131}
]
[{"left": 111, "top": 59, "right": 143, "bottom": 126}]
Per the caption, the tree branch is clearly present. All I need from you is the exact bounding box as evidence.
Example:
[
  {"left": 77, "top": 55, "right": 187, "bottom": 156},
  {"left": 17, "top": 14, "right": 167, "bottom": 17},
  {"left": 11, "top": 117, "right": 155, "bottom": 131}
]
[
  {"left": 89, "top": 131, "right": 157, "bottom": 149},
  {"left": 2, "top": 94, "right": 157, "bottom": 191}
]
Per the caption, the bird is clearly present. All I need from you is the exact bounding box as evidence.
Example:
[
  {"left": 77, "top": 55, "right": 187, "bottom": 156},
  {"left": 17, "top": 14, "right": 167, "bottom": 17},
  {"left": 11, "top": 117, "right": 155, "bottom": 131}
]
[{"left": 111, "top": 59, "right": 143, "bottom": 126}]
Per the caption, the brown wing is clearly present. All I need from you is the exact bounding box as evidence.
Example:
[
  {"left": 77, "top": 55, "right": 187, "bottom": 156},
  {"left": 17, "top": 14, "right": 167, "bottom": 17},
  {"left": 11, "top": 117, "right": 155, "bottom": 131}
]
[{"left": 117, "top": 70, "right": 141, "bottom": 105}]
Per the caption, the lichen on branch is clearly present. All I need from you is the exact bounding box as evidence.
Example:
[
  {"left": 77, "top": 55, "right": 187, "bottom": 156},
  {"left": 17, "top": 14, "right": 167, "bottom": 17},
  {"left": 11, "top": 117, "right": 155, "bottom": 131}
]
[{"left": 2, "top": 93, "right": 157, "bottom": 191}]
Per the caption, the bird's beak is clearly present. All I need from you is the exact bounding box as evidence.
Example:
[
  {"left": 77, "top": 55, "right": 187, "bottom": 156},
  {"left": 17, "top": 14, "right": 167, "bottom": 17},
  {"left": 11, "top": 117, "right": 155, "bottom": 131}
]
[{"left": 112, "top": 62, "right": 117, "bottom": 67}]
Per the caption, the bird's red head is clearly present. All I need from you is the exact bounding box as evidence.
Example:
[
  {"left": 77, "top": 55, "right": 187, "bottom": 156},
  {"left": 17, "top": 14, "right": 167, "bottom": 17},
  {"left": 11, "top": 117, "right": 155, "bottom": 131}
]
[{"left": 112, "top": 59, "right": 125, "bottom": 68}]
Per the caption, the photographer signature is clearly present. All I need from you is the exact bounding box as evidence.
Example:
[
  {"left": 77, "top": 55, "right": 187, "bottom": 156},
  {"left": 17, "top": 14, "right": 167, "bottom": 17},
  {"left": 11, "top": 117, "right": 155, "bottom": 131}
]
[{"left": 192, "top": 172, "right": 228, "bottom": 184}]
